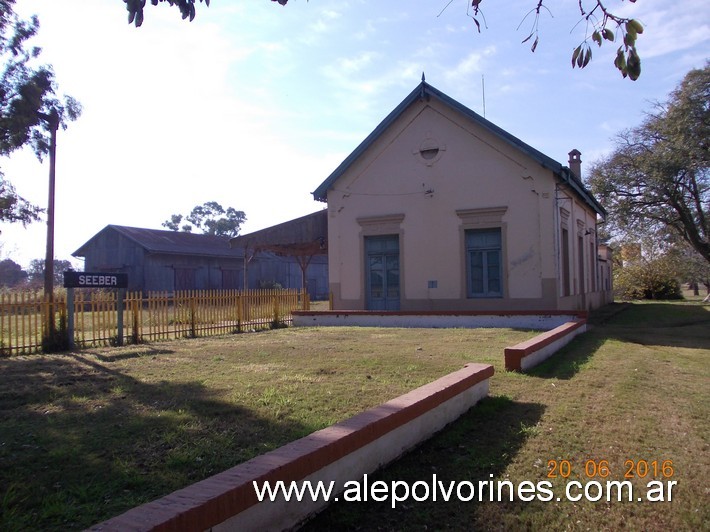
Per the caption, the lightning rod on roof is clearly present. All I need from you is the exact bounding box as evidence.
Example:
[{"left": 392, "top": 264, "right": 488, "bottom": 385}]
[
  {"left": 482, "top": 74, "right": 486, "bottom": 118},
  {"left": 420, "top": 72, "right": 428, "bottom": 100}
]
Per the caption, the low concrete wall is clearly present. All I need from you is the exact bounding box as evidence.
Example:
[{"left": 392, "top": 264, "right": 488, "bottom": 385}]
[
  {"left": 293, "top": 310, "right": 585, "bottom": 330},
  {"left": 504, "top": 319, "right": 587, "bottom": 372},
  {"left": 90, "top": 363, "right": 494, "bottom": 532}
]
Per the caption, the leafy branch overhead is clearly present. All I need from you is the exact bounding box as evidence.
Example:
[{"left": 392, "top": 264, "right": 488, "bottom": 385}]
[
  {"left": 478, "top": 0, "right": 644, "bottom": 80},
  {"left": 125, "top": 0, "right": 645, "bottom": 80},
  {"left": 0, "top": 0, "right": 81, "bottom": 230},
  {"left": 571, "top": 4, "right": 644, "bottom": 81},
  {"left": 124, "top": 0, "right": 211, "bottom": 27}
]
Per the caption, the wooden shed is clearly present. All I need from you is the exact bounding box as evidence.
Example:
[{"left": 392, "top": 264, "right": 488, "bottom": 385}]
[
  {"left": 229, "top": 210, "right": 328, "bottom": 297},
  {"left": 73, "top": 224, "right": 328, "bottom": 298}
]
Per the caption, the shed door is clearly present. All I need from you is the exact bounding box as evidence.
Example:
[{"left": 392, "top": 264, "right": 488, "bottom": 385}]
[{"left": 365, "top": 235, "right": 400, "bottom": 311}]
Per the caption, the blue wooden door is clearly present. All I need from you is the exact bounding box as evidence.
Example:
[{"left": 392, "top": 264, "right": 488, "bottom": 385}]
[{"left": 365, "top": 235, "right": 400, "bottom": 310}]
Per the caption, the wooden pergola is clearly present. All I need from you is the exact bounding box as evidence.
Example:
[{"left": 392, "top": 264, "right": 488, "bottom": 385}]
[{"left": 229, "top": 210, "right": 328, "bottom": 291}]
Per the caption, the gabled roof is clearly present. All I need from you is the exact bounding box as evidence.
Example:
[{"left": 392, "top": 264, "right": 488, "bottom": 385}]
[
  {"left": 73, "top": 225, "right": 243, "bottom": 259},
  {"left": 312, "top": 80, "right": 605, "bottom": 218},
  {"left": 229, "top": 210, "right": 328, "bottom": 257}
]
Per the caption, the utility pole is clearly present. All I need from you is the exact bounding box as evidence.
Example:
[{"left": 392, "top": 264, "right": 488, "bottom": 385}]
[{"left": 43, "top": 108, "right": 60, "bottom": 299}]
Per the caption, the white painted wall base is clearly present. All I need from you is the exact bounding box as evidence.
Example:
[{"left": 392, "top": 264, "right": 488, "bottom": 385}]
[
  {"left": 293, "top": 312, "right": 582, "bottom": 330},
  {"left": 215, "top": 378, "right": 490, "bottom": 531}
]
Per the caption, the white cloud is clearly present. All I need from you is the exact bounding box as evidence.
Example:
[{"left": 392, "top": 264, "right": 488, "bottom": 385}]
[
  {"left": 340, "top": 51, "right": 380, "bottom": 73},
  {"left": 354, "top": 20, "right": 377, "bottom": 40},
  {"left": 321, "top": 9, "right": 343, "bottom": 21},
  {"left": 608, "top": 0, "right": 709, "bottom": 58},
  {"left": 299, "top": 4, "right": 348, "bottom": 44},
  {"left": 443, "top": 46, "right": 497, "bottom": 84}
]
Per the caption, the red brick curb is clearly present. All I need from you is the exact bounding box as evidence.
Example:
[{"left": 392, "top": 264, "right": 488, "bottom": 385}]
[
  {"left": 90, "top": 363, "right": 494, "bottom": 531},
  {"left": 504, "top": 319, "right": 587, "bottom": 372}
]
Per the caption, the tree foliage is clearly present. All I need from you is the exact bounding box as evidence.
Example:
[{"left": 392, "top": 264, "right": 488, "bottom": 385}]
[
  {"left": 474, "top": 0, "right": 645, "bottom": 80},
  {"left": 612, "top": 238, "right": 683, "bottom": 300},
  {"left": 0, "top": 257, "right": 27, "bottom": 287},
  {"left": 162, "top": 201, "right": 246, "bottom": 237},
  {"left": 614, "top": 252, "right": 682, "bottom": 300},
  {"left": 26, "top": 258, "right": 73, "bottom": 288},
  {"left": 668, "top": 243, "right": 710, "bottom": 295},
  {"left": 0, "top": 0, "right": 81, "bottom": 229},
  {"left": 124, "top": 0, "right": 212, "bottom": 27},
  {"left": 124, "top": 0, "right": 646, "bottom": 80},
  {"left": 0, "top": 174, "right": 42, "bottom": 227},
  {"left": 589, "top": 64, "right": 710, "bottom": 264}
]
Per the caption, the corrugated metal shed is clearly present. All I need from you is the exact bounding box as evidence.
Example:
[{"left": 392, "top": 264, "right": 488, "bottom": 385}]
[
  {"left": 229, "top": 210, "right": 328, "bottom": 291},
  {"left": 72, "top": 223, "right": 329, "bottom": 297},
  {"left": 74, "top": 225, "right": 242, "bottom": 259},
  {"left": 229, "top": 210, "right": 328, "bottom": 257}
]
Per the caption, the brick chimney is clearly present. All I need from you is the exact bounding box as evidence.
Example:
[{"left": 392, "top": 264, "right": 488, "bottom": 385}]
[{"left": 568, "top": 149, "right": 582, "bottom": 179}]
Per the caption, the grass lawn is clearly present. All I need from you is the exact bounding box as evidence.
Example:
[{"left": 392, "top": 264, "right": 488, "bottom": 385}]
[
  {"left": 1, "top": 301, "right": 708, "bottom": 531},
  {"left": 306, "top": 301, "right": 710, "bottom": 531},
  {"left": 0, "top": 324, "right": 534, "bottom": 531}
]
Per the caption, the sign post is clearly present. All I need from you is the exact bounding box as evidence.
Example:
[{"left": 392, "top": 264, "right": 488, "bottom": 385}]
[{"left": 63, "top": 272, "right": 129, "bottom": 348}]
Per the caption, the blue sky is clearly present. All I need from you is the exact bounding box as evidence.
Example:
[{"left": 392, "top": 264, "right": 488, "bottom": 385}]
[{"left": 2, "top": 0, "right": 708, "bottom": 268}]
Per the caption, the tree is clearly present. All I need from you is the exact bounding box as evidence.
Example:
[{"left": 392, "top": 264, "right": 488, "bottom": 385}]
[
  {"left": 0, "top": 257, "right": 27, "bottom": 287},
  {"left": 124, "top": 0, "right": 645, "bottom": 80},
  {"left": 0, "top": 174, "right": 42, "bottom": 228},
  {"left": 589, "top": 64, "right": 709, "bottom": 264},
  {"left": 669, "top": 243, "right": 710, "bottom": 296},
  {"left": 612, "top": 237, "right": 683, "bottom": 300},
  {"left": 162, "top": 201, "right": 246, "bottom": 237},
  {"left": 614, "top": 252, "right": 682, "bottom": 300},
  {"left": 0, "top": 0, "right": 81, "bottom": 230},
  {"left": 26, "top": 258, "right": 73, "bottom": 288}
]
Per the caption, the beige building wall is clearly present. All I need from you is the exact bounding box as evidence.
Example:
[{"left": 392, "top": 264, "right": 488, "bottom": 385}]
[{"left": 324, "top": 94, "right": 610, "bottom": 311}]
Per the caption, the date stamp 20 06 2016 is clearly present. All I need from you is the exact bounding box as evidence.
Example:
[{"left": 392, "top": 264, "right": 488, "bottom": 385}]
[
  {"left": 546, "top": 459, "right": 677, "bottom": 503},
  {"left": 547, "top": 459, "right": 675, "bottom": 480}
]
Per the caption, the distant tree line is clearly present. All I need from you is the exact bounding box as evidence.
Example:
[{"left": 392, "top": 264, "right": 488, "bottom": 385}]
[{"left": 0, "top": 258, "right": 72, "bottom": 289}]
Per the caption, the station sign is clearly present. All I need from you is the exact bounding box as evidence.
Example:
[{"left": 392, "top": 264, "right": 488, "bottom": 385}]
[{"left": 63, "top": 271, "right": 128, "bottom": 289}]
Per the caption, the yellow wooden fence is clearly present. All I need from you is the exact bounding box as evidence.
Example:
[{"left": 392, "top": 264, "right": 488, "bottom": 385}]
[{"left": 0, "top": 289, "right": 309, "bottom": 355}]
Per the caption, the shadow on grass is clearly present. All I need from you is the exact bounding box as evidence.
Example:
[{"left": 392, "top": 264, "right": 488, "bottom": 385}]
[
  {"left": 301, "top": 396, "right": 545, "bottom": 531},
  {"left": 527, "top": 332, "right": 606, "bottom": 381},
  {"left": 0, "top": 353, "right": 313, "bottom": 532},
  {"left": 90, "top": 346, "right": 175, "bottom": 363},
  {"left": 525, "top": 301, "right": 710, "bottom": 381},
  {"left": 601, "top": 302, "right": 710, "bottom": 350}
]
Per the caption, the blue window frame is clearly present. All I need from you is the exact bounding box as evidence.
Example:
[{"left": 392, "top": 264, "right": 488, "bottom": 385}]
[{"left": 466, "top": 228, "right": 503, "bottom": 298}]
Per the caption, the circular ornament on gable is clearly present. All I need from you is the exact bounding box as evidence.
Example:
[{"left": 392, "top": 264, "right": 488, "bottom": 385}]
[{"left": 413, "top": 134, "right": 446, "bottom": 166}]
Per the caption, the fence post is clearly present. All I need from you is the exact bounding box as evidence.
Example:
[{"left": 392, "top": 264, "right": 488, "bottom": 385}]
[
  {"left": 117, "top": 288, "right": 125, "bottom": 346},
  {"left": 131, "top": 292, "right": 141, "bottom": 344},
  {"left": 67, "top": 288, "right": 75, "bottom": 350},
  {"left": 190, "top": 292, "right": 197, "bottom": 338},
  {"left": 273, "top": 295, "right": 279, "bottom": 326}
]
